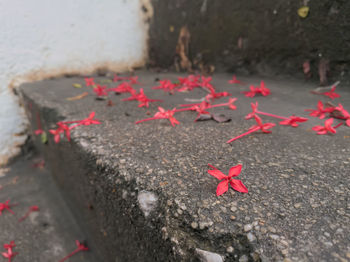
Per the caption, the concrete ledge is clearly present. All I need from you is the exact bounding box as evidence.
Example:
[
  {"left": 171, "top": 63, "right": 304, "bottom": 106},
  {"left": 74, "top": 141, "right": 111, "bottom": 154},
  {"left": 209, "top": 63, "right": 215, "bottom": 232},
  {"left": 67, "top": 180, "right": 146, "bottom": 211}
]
[{"left": 19, "top": 71, "right": 350, "bottom": 261}]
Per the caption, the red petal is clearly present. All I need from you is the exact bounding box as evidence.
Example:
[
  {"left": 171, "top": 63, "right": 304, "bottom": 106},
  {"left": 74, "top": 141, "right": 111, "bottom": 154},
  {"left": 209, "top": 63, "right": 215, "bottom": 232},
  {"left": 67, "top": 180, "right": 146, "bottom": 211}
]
[
  {"left": 216, "top": 180, "right": 229, "bottom": 196},
  {"left": 228, "top": 164, "right": 242, "bottom": 178},
  {"left": 325, "top": 118, "right": 334, "bottom": 128},
  {"left": 208, "top": 170, "right": 227, "bottom": 180},
  {"left": 230, "top": 179, "right": 248, "bottom": 193}
]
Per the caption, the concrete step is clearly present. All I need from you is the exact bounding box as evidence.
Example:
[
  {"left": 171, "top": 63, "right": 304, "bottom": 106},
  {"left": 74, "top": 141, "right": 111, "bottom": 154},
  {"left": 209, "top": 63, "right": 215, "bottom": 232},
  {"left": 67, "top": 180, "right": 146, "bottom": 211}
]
[
  {"left": 18, "top": 71, "right": 350, "bottom": 262},
  {"left": 0, "top": 155, "right": 97, "bottom": 262}
]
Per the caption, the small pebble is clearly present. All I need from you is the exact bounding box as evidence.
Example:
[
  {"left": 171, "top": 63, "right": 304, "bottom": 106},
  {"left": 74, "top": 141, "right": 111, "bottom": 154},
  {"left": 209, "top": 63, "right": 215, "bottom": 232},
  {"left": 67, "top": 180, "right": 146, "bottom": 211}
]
[
  {"left": 244, "top": 224, "right": 252, "bottom": 232},
  {"left": 191, "top": 222, "right": 198, "bottom": 229},
  {"left": 226, "top": 246, "right": 234, "bottom": 253}
]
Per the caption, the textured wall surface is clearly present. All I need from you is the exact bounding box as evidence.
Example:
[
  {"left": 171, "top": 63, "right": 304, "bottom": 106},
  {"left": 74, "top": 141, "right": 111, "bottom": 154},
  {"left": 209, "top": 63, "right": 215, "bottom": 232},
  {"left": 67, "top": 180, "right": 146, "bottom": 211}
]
[
  {"left": 148, "top": 0, "right": 350, "bottom": 80},
  {"left": 0, "top": 0, "right": 149, "bottom": 164}
]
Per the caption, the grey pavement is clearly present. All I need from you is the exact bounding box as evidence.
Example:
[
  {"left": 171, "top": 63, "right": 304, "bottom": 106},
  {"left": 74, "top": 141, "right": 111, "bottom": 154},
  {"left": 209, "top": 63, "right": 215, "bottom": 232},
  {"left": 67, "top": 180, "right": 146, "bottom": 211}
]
[
  {"left": 0, "top": 155, "right": 96, "bottom": 262},
  {"left": 19, "top": 71, "right": 350, "bottom": 261}
]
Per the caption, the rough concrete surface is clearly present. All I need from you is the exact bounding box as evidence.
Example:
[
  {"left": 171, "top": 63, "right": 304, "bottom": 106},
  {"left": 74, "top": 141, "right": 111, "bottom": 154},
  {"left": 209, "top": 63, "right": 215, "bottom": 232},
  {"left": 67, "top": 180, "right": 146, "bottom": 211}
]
[
  {"left": 0, "top": 155, "right": 96, "bottom": 262},
  {"left": 19, "top": 71, "right": 350, "bottom": 261}
]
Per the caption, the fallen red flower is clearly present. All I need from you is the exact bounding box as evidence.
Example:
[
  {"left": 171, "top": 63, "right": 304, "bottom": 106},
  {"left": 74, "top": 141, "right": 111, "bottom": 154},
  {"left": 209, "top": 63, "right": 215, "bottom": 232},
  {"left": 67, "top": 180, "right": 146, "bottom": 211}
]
[
  {"left": 152, "top": 79, "right": 177, "bottom": 93},
  {"left": 135, "top": 107, "right": 179, "bottom": 126},
  {"left": 322, "top": 86, "right": 340, "bottom": 99},
  {"left": 69, "top": 112, "right": 101, "bottom": 129},
  {"left": 49, "top": 122, "right": 71, "bottom": 143},
  {"left": 108, "top": 82, "right": 135, "bottom": 94},
  {"left": 228, "top": 75, "right": 244, "bottom": 85},
  {"left": 312, "top": 118, "right": 342, "bottom": 135},
  {"left": 123, "top": 88, "right": 162, "bottom": 108},
  {"left": 18, "top": 206, "right": 39, "bottom": 222},
  {"left": 279, "top": 116, "right": 308, "bottom": 127},
  {"left": 93, "top": 85, "right": 108, "bottom": 98},
  {"left": 245, "top": 102, "right": 259, "bottom": 119},
  {"left": 59, "top": 240, "right": 89, "bottom": 262},
  {"left": 209, "top": 98, "right": 238, "bottom": 110},
  {"left": 2, "top": 241, "right": 17, "bottom": 262},
  {"left": 305, "top": 101, "right": 335, "bottom": 119},
  {"left": 207, "top": 164, "right": 248, "bottom": 196},
  {"left": 178, "top": 75, "right": 200, "bottom": 91},
  {"left": 0, "top": 200, "right": 15, "bottom": 215},
  {"left": 205, "top": 91, "right": 232, "bottom": 102},
  {"left": 227, "top": 115, "right": 275, "bottom": 143},
  {"left": 242, "top": 81, "right": 270, "bottom": 97},
  {"left": 84, "top": 77, "right": 95, "bottom": 87}
]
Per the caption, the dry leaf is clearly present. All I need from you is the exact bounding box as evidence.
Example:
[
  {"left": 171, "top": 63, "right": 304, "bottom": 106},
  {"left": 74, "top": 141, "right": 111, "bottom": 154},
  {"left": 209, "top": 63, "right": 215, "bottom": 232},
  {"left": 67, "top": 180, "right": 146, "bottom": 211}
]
[
  {"left": 298, "top": 6, "right": 309, "bottom": 18},
  {"left": 212, "top": 113, "right": 231, "bottom": 123},
  {"left": 72, "top": 83, "right": 82, "bottom": 88},
  {"left": 66, "top": 92, "right": 89, "bottom": 101}
]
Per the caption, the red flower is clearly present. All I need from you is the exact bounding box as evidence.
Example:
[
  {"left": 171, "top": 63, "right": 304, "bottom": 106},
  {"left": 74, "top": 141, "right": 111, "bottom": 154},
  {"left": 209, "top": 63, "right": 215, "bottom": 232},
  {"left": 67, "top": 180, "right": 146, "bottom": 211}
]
[
  {"left": 200, "top": 76, "right": 215, "bottom": 92},
  {"left": 312, "top": 118, "right": 341, "bottom": 135},
  {"left": 2, "top": 241, "right": 17, "bottom": 262},
  {"left": 250, "top": 115, "right": 276, "bottom": 133},
  {"left": 227, "top": 115, "right": 275, "bottom": 143},
  {"left": 245, "top": 102, "right": 259, "bottom": 119},
  {"left": 242, "top": 81, "right": 270, "bottom": 97},
  {"left": 123, "top": 88, "right": 162, "bottom": 108},
  {"left": 18, "top": 206, "right": 39, "bottom": 222},
  {"left": 279, "top": 116, "right": 308, "bottom": 127},
  {"left": 305, "top": 101, "right": 335, "bottom": 119},
  {"left": 209, "top": 98, "right": 238, "bottom": 110},
  {"left": 0, "top": 200, "right": 15, "bottom": 215},
  {"left": 128, "top": 76, "right": 140, "bottom": 85},
  {"left": 205, "top": 91, "right": 232, "bottom": 102},
  {"left": 49, "top": 122, "right": 71, "bottom": 143},
  {"left": 135, "top": 107, "right": 179, "bottom": 126},
  {"left": 59, "top": 240, "right": 89, "bottom": 262},
  {"left": 228, "top": 75, "right": 243, "bottom": 84},
  {"left": 178, "top": 75, "right": 200, "bottom": 91},
  {"left": 152, "top": 79, "right": 177, "bottom": 93},
  {"left": 207, "top": 164, "right": 248, "bottom": 196},
  {"left": 108, "top": 82, "right": 134, "bottom": 94},
  {"left": 322, "top": 86, "right": 340, "bottom": 99},
  {"left": 93, "top": 85, "right": 108, "bottom": 98},
  {"left": 84, "top": 77, "right": 95, "bottom": 87}
]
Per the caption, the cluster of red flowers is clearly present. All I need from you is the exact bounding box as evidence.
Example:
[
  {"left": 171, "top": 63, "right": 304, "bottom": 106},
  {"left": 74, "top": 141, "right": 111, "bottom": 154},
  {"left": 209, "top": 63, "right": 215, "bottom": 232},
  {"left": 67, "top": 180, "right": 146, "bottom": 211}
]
[{"left": 49, "top": 112, "right": 101, "bottom": 143}]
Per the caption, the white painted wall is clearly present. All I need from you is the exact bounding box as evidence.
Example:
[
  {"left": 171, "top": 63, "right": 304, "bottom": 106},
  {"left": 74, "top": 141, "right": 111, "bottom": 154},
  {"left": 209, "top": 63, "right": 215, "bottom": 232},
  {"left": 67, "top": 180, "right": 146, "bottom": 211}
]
[{"left": 0, "top": 0, "right": 149, "bottom": 164}]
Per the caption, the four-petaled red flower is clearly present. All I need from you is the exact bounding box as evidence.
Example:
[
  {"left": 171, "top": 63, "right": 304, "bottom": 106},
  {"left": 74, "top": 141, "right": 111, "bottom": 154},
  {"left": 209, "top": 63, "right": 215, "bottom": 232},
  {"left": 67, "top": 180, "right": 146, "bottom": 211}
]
[
  {"left": 305, "top": 101, "right": 335, "bottom": 119},
  {"left": 153, "top": 79, "right": 177, "bottom": 93},
  {"left": 0, "top": 200, "right": 15, "bottom": 215},
  {"left": 245, "top": 102, "right": 259, "bottom": 119},
  {"left": 242, "top": 81, "right": 270, "bottom": 97},
  {"left": 279, "top": 116, "right": 308, "bottom": 127},
  {"left": 108, "top": 82, "right": 135, "bottom": 94},
  {"left": 59, "top": 240, "right": 89, "bottom": 262},
  {"left": 2, "top": 241, "right": 17, "bottom": 262},
  {"left": 205, "top": 91, "right": 232, "bottom": 102},
  {"left": 322, "top": 86, "right": 340, "bottom": 99},
  {"left": 178, "top": 75, "right": 200, "bottom": 91},
  {"left": 312, "top": 118, "right": 340, "bottom": 135},
  {"left": 136, "top": 107, "right": 179, "bottom": 126},
  {"left": 123, "top": 88, "right": 162, "bottom": 108},
  {"left": 227, "top": 115, "right": 275, "bottom": 143},
  {"left": 228, "top": 75, "right": 243, "bottom": 85},
  {"left": 84, "top": 77, "right": 95, "bottom": 87},
  {"left": 49, "top": 122, "right": 71, "bottom": 143},
  {"left": 93, "top": 85, "right": 108, "bottom": 97},
  {"left": 207, "top": 164, "right": 248, "bottom": 196}
]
